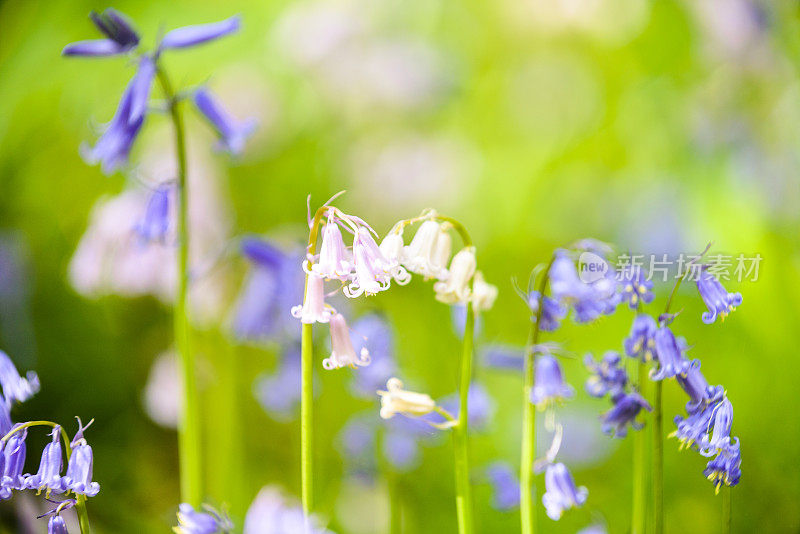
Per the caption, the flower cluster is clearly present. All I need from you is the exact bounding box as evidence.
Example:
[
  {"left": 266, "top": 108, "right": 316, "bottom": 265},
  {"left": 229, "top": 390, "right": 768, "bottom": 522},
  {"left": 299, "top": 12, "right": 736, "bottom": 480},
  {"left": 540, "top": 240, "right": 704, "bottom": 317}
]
[
  {"left": 0, "top": 351, "right": 99, "bottom": 533},
  {"left": 64, "top": 9, "right": 254, "bottom": 175}
]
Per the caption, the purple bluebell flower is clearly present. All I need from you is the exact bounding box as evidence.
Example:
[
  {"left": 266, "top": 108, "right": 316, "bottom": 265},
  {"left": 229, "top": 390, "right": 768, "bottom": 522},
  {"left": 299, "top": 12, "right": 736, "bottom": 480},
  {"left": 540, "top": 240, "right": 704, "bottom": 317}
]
[
  {"left": 541, "top": 462, "right": 588, "bottom": 520},
  {"left": 600, "top": 392, "right": 652, "bottom": 438},
  {"left": 671, "top": 388, "right": 725, "bottom": 451},
  {"left": 549, "top": 250, "right": 618, "bottom": 323},
  {"left": 623, "top": 314, "right": 657, "bottom": 362},
  {"left": 617, "top": 264, "right": 654, "bottom": 309},
  {"left": 349, "top": 315, "right": 396, "bottom": 399},
  {"left": 25, "top": 426, "right": 64, "bottom": 495},
  {"left": 440, "top": 383, "right": 495, "bottom": 430},
  {"left": 481, "top": 345, "right": 525, "bottom": 372},
  {"left": 584, "top": 352, "right": 628, "bottom": 398},
  {"left": 160, "top": 16, "right": 241, "bottom": 50},
  {"left": 134, "top": 184, "right": 172, "bottom": 243},
  {"left": 0, "top": 403, "right": 11, "bottom": 438},
  {"left": 704, "top": 438, "right": 741, "bottom": 492},
  {"left": 527, "top": 291, "right": 566, "bottom": 332},
  {"left": 62, "top": 9, "right": 140, "bottom": 56},
  {"left": 651, "top": 326, "right": 694, "bottom": 381},
  {"left": 531, "top": 355, "right": 574, "bottom": 409},
  {"left": 62, "top": 419, "right": 100, "bottom": 497},
  {"left": 674, "top": 363, "right": 720, "bottom": 413},
  {"left": 696, "top": 266, "right": 743, "bottom": 324},
  {"left": 193, "top": 88, "right": 257, "bottom": 155},
  {"left": 48, "top": 516, "right": 68, "bottom": 534},
  {"left": 174, "top": 503, "right": 232, "bottom": 534},
  {"left": 254, "top": 348, "right": 301, "bottom": 422},
  {"left": 485, "top": 462, "right": 520, "bottom": 511},
  {"left": 2, "top": 425, "right": 27, "bottom": 491},
  {"left": 698, "top": 396, "right": 734, "bottom": 457},
  {"left": 0, "top": 349, "right": 39, "bottom": 407}
]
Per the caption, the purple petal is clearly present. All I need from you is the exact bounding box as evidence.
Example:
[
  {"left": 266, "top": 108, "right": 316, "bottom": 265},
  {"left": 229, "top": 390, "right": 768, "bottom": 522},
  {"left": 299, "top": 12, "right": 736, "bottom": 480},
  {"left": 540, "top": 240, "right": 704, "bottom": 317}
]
[
  {"left": 62, "top": 39, "right": 127, "bottom": 57},
  {"left": 128, "top": 56, "right": 155, "bottom": 125},
  {"left": 89, "top": 9, "right": 139, "bottom": 48},
  {"left": 193, "top": 87, "right": 256, "bottom": 154},
  {"left": 160, "top": 15, "right": 241, "bottom": 49}
]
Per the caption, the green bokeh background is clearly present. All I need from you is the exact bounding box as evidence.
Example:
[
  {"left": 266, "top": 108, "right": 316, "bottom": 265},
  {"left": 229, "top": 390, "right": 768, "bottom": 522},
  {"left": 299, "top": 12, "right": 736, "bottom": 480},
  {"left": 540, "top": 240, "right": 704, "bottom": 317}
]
[{"left": 1, "top": 0, "right": 799, "bottom": 532}]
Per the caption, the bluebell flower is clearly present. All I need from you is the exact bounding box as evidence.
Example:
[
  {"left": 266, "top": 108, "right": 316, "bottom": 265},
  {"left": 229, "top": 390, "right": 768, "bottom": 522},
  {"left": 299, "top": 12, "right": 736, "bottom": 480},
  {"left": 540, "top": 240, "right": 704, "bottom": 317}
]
[
  {"left": 541, "top": 462, "right": 588, "bottom": 520},
  {"left": 160, "top": 16, "right": 241, "bottom": 50},
  {"left": 623, "top": 314, "right": 657, "bottom": 362},
  {"left": 698, "top": 396, "right": 734, "bottom": 457},
  {"left": 0, "top": 349, "right": 40, "bottom": 407},
  {"left": 600, "top": 392, "right": 652, "bottom": 438},
  {"left": 2, "top": 425, "right": 27, "bottom": 492},
  {"left": 485, "top": 462, "right": 520, "bottom": 511},
  {"left": 254, "top": 348, "right": 301, "bottom": 422},
  {"left": 704, "top": 438, "right": 742, "bottom": 492},
  {"left": 584, "top": 351, "right": 628, "bottom": 398},
  {"left": 674, "top": 362, "right": 720, "bottom": 413},
  {"left": 62, "top": 9, "right": 140, "bottom": 56},
  {"left": 349, "top": 315, "right": 396, "bottom": 399},
  {"left": 48, "top": 516, "right": 69, "bottom": 534},
  {"left": 650, "top": 326, "right": 694, "bottom": 381},
  {"left": 440, "top": 383, "right": 495, "bottom": 430},
  {"left": 531, "top": 355, "right": 574, "bottom": 409},
  {"left": 617, "top": 264, "right": 654, "bottom": 309},
  {"left": 25, "top": 426, "right": 64, "bottom": 495},
  {"left": 0, "top": 402, "right": 11, "bottom": 438},
  {"left": 481, "top": 345, "right": 525, "bottom": 372},
  {"left": 193, "top": 88, "right": 257, "bottom": 155},
  {"left": 174, "top": 503, "right": 232, "bottom": 534},
  {"left": 527, "top": 291, "right": 566, "bottom": 332},
  {"left": 549, "top": 250, "right": 617, "bottom": 323},
  {"left": 696, "top": 266, "right": 743, "bottom": 324},
  {"left": 62, "top": 418, "right": 100, "bottom": 497},
  {"left": 134, "top": 184, "right": 172, "bottom": 243},
  {"left": 671, "top": 391, "right": 723, "bottom": 451}
]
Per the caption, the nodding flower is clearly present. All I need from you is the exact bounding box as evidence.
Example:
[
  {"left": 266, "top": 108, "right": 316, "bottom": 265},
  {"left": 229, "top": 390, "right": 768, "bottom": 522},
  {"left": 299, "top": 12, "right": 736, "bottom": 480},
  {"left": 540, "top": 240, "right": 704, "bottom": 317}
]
[
  {"left": 527, "top": 291, "right": 566, "bottom": 332},
  {"left": 471, "top": 271, "right": 498, "bottom": 312},
  {"left": 584, "top": 352, "right": 628, "bottom": 399},
  {"left": 548, "top": 250, "right": 617, "bottom": 324},
  {"left": 650, "top": 326, "right": 694, "bottom": 381},
  {"left": 344, "top": 228, "right": 392, "bottom": 298},
  {"left": 675, "top": 363, "right": 719, "bottom": 414},
  {"left": 291, "top": 273, "right": 333, "bottom": 324},
  {"left": 193, "top": 88, "right": 257, "bottom": 156},
  {"left": 530, "top": 355, "right": 574, "bottom": 410},
  {"left": 402, "top": 220, "right": 448, "bottom": 279},
  {"left": 699, "top": 396, "right": 734, "bottom": 457},
  {"left": 541, "top": 462, "right": 588, "bottom": 520},
  {"left": 62, "top": 418, "right": 100, "bottom": 497},
  {"left": 134, "top": 185, "right": 172, "bottom": 244},
  {"left": 323, "top": 313, "right": 371, "bottom": 370},
  {"left": 25, "top": 426, "right": 64, "bottom": 495},
  {"left": 379, "top": 232, "right": 412, "bottom": 285},
  {"left": 434, "top": 247, "right": 476, "bottom": 304},
  {"left": 617, "top": 264, "right": 654, "bottom": 309},
  {"left": 62, "top": 9, "right": 140, "bottom": 56},
  {"left": 309, "top": 216, "right": 352, "bottom": 281},
  {"left": 174, "top": 503, "right": 233, "bottom": 534},
  {"left": 704, "top": 438, "right": 742, "bottom": 493},
  {"left": 0, "top": 350, "right": 40, "bottom": 407},
  {"left": 2, "top": 425, "right": 28, "bottom": 492},
  {"left": 600, "top": 392, "right": 652, "bottom": 438},
  {"left": 623, "top": 314, "right": 657, "bottom": 362},
  {"left": 696, "top": 265, "right": 743, "bottom": 324},
  {"left": 378, "top": 378, "right": 436, "bottom": 420},
  {"left": 39, "top": 499, "right": 75, "bottom": 534},
  {"left": 670, "top": 387, "right": 726, "bottom": 451}
]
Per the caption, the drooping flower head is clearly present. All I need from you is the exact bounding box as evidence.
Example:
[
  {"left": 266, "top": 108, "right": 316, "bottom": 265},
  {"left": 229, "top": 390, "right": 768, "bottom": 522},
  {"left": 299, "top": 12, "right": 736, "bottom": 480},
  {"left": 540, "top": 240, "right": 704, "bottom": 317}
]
[
  {"left": 674, "top": 362, "right": 720, "bottom": 413},
  {"left": 291, "top": 273, "right": 333, "bottom": 324},
  {"left": 62, "top": 418, "right": 100, "bottom": 497},
  {"left": 62, "top": 9, "right": 140, "bottom": 56},
  {"left": 549, "top": 250, "right": 618, "bottom": 323},
  {"left": 623, "top": 314, "right": 658, "bottom": 362},
  {"left": 584, "top": 352, "right": 628, "bottom": 398},
  {"left": 485, "top": 462, "right": 521, "bottom": 511},
  {"left": 600, "top": 392, "right": 652, "bottom": 438},
  {"left": 541, "top": 462, "right": 588, "bottom": 520},
  {"left": 671, "top": 387, "right": 726, "bottom": 451},
  {"left": 323, "top": 313, "right": 371, "bottom": 370},
  {"left": 39, "top": 499, "right": 76, "bottom": 534},
  {"left": 0, "top": 350, "right": 39, "bottom": 408},
  {"left": 193, "top": 88, "right": 257, "bottom": 155},
  {"left": 174, "top": 503, "right": 233, "bottom": 534},
  {"left": 617, "top": 264, "right": 654, "bottom": 309},
  {"left": 345, "top": 228, "right": 391, "bottom": 297},
  {"left": 699, "top": 396, "right": 734, "bottom": 457},
  {"left": 531, "top": 354, "right": 574, "bottom": 409},
  {"left": 651, "top": 326, "right": 694, "bottom": 381},
  {"left": 378, "top": 378, "right": 436, "bottom": 419},
  {"left": 309, "top": 214, "right": 352, "bottom": 281},
  {"left": 25, "top": 426, "right": 64, "bottom": 495},
  {"left": 704, "top": 438, "right": 742, "bottom": 493},
  {"left": 696, "top": 265, "right": 743, "bottom": 324},
  {"left": 434, "top": 247, "right": 476, "bottom": 304},
  {"left": 402, "top": 219, "right": 449, "bottom": 279},
  {"left": 527, "top": 291, "right": 567, "bottom": 332},
  {"left": 2, "top": 425, "right": 28, "bottom": 491},
  {"left": 378, "top": 231, "right": 412, "bottom": 285},
  {"left": 471, "top": 271, "right": 498, "bottom": 311}
]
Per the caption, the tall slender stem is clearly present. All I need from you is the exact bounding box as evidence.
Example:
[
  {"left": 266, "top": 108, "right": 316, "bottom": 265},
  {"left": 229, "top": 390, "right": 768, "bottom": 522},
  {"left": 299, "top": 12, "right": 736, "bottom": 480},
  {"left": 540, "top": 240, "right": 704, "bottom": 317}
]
[
  {"left": 653, "top": 379, "right": 663, "bottom": 534},
  {"left": 722, "top": 486, "right": 731, "bottom": 534},
  {"left": 453, "top": 305, "right": 475, "bottom": 534},
  {"left": 632, "top": 362, "right": 647, "bottom": 534},
  {"left": 388, "top": 469, "right": 402, "bottom": 534},
  {"left": 521, "top": 255, "right": 555, "bottom": 534},
  {"left": 157, "top": 66, "right": 202, "bottom": 507}
]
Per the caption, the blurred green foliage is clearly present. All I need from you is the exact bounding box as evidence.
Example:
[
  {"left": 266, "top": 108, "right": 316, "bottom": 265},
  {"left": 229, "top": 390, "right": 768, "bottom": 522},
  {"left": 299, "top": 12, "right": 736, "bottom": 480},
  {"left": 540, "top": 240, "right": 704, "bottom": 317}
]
[{"left": 1, "top": 0, "right": 800, "bottom": 532}]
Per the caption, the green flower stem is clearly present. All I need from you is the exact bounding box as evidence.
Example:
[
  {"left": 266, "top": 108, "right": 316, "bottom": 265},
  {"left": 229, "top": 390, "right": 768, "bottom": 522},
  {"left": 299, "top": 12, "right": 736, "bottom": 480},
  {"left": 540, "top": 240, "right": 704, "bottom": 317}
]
[
  {"left": 722, "top": 485, "right": 731, "bottom": 534},
  {"left": 157, "top": 65, "right": 202, "bottom": 508},
  {"left": 653, "top": 379, "right": 663, "bottom": 534},
  {"left": 521, "top": 255, "right": 556, "bottom": 534},
  {"left": 388, "top": 469, "right": 403, "bottom": 534},
  {"left": 453, "top": 304, "right": 475, "bottom": 534},
  {"left": 632, "top": 362, "right": 647, "bottom": 534},
  {"left": 2, "top": 421, "right": 91, "bottom": 533},
  {"left": 300, "top": 206, "right": 327, "bottom": 520}
]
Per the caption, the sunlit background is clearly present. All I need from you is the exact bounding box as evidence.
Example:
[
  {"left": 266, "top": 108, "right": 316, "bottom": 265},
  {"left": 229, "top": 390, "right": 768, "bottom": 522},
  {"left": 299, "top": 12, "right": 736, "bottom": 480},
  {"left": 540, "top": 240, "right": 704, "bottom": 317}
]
[{"left": 1, "top": 0, "right": 799, "bottom": 532}]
